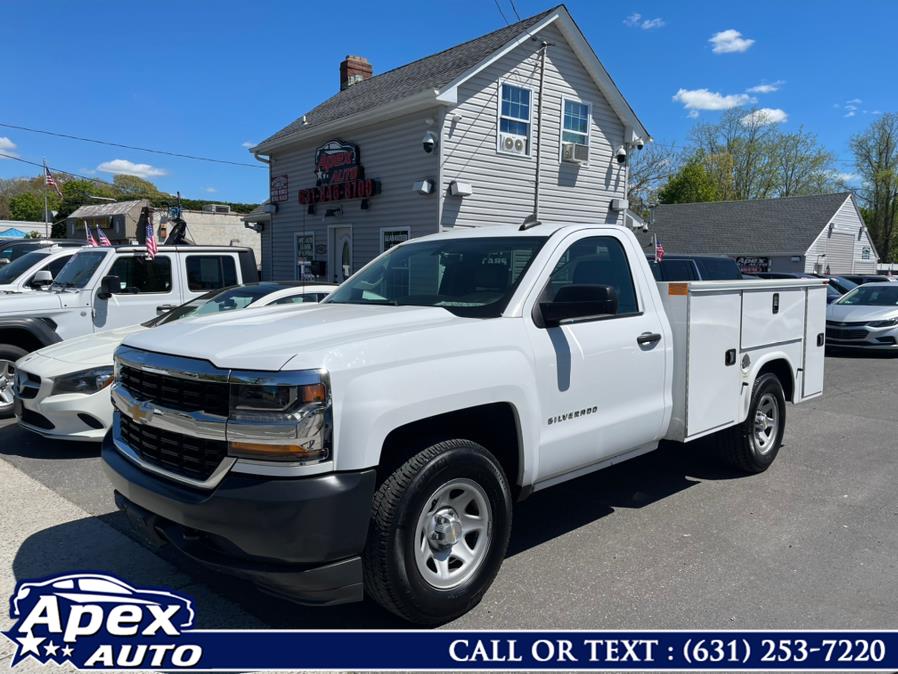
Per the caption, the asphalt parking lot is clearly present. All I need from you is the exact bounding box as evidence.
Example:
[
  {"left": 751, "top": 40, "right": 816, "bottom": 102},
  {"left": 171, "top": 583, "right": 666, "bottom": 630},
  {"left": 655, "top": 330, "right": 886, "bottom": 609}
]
[{"left": 1, "top": 351, "right": 896, "bottom": 635}]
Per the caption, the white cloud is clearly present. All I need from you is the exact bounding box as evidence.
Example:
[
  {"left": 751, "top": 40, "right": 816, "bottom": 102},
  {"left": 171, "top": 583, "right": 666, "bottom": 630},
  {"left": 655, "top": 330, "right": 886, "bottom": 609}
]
[
  {"left": 241, "top": 141, "right": 256, "bottom": 148},
  {"left": 710, "top": 29, "right": 755, "bottom": 54},
  {"left": 673, "top": 88, "right": 755, "bottom": 112},
  {"left": 835, "top": 172, "right": 860, "bottom": 184},
  {"left": 741, "top": 108, "right": 788, "bottom": 125},
  {"left": 687, "top": 109, "right": 700, "bottom": 119},
  {"left": 205, "top": 187, "right": 217, "bottom": 193},
  {"left": 873, "top": 110, "right": 882, "bottom": 115},
  {"left": 747, "top": 80, "right": 784, "bottom": 94},
  {"left": 846, "top": 98, "right": 862, "bottom": 105},
  {"left": 844, "top": 110, "right": 856, "bottom": 118},
  {"left": 0, "top": 136, "right": 19, "bottom": 159},
  {"left": 624, "top": 12, "right": 665, "bottom": 29},
  {"left": 97, "top": 159, "right": 167, "bottom": 178}
]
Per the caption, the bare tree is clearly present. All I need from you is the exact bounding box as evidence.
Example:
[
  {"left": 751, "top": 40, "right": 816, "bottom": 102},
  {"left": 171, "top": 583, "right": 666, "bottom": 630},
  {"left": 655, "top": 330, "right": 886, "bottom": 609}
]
[
  {"left": 852, "top": 113, "right": 898, "bottom": 262},
  {"left": 627, "top": 143, "right": 679, "bottom": 215}
]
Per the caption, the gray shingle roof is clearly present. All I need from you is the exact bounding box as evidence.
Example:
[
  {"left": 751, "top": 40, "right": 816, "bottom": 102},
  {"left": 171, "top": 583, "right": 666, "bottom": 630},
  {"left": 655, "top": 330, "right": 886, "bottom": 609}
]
[
  {"left": 637, "top": 193, "right": 854, "bottom": 255},
  {"left": 68, "top": 200, "right": 147, "bottom": 218},
  {"left": 258, "top": 7, "right": 558, "bottom": 147}
]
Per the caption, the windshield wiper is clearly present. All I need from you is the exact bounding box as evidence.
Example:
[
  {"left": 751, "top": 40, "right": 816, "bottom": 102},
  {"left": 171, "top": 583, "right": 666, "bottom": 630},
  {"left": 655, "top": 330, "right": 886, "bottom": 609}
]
[{"left": 329, "top": 299, "right": 399, "bottom": 306}]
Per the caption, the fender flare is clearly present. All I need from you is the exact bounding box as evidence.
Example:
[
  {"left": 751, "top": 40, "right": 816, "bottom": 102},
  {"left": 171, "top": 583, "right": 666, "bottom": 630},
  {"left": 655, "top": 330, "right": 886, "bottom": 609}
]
[{"left": 0, "top": 317, "right": 62, "bottom": 349}]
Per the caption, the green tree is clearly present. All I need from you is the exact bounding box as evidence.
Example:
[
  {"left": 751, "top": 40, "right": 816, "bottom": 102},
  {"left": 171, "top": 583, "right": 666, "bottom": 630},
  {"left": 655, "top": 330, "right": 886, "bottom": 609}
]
[
  {"left": 112, "top": 174, "right": 162, "bottom": 197},
  {"left": 851, "top": 113, "right": 898, "bottom": 262},
  {"left": 657, "top": 161, "right": 719, "bottom": 204},
  {"left": 8, "top": 192, "right": 46, "bottom": 221}
]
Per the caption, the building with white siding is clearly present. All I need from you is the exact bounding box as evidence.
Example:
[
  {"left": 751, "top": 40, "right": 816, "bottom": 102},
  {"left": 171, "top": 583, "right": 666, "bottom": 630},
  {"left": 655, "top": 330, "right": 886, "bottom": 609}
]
[
  {"left": 249, "top": 5, "right": 649, "bottom": 282},
  {"left": 637, "top": 193, "right": 877, "bottom": 275}
]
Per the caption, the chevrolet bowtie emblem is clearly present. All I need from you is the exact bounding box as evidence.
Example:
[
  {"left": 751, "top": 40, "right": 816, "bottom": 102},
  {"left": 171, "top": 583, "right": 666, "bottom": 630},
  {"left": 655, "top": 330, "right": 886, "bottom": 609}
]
[{"left": 127, "top": 400, "right": 156, "bottom": 425}]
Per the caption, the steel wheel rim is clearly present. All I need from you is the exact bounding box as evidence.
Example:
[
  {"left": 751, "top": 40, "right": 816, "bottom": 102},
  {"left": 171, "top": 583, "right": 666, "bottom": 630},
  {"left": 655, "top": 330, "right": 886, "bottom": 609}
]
[
  {"left": 753, "top": 392, "right": 779, "bottom": 454},
  {"left": 413, "top": 478, "right": 492, "bottom": 590},
  {"left": 0, "top": 359, "right": 15, "bottom": 406}
]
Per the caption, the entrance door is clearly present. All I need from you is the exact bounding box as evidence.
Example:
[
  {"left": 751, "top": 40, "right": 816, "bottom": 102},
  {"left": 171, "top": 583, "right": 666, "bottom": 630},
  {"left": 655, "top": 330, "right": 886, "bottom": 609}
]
[{"left": 330, "top": 226, "right": 353, "bottom": 283}]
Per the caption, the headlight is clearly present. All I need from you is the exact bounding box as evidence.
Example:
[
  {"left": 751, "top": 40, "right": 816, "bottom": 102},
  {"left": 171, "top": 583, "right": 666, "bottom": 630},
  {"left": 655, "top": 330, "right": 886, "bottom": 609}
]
[
  {"left": 230, "top": 382, "right": 326, "bottom": 412},
  {"left": 52, "top": 366, "right": 114, "bottom": 395},
  {"left": 868, "top": 318, "right": 898, "bottom": 328}
]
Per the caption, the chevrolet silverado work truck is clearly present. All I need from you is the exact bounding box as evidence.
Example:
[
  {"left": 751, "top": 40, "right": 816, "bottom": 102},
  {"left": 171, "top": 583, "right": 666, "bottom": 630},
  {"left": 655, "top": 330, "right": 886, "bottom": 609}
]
[{"left": 102, "top": 224, "right": 827, "bottom": 624}]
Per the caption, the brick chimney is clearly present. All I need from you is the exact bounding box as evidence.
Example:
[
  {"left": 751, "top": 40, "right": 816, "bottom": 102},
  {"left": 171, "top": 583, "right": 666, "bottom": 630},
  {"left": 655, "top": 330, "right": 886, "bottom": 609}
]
[{"left": 340, "top": 55, "right": 372, "bottom": 90}]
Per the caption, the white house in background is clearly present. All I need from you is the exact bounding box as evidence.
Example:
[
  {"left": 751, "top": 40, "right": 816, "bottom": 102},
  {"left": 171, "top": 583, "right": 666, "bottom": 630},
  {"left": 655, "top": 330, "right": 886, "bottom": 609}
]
[
  {"left": 0, "top": 220, "right": 50, "bottom": 238},
  {"left": 638, "top": 193, "right": 878, "bottom": 275},
  {"left": 250, "top": 5, "right": 649, "bottom": 282}
]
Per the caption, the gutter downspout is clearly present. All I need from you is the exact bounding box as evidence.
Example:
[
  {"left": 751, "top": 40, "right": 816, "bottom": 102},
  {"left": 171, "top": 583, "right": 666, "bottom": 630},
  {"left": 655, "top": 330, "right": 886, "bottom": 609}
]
[{"left": 532, "top": 41, "right": 549, "bottom": 223}]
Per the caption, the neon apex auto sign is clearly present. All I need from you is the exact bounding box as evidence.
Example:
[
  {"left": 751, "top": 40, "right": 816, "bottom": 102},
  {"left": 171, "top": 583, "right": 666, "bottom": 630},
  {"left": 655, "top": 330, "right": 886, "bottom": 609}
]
[{"left": 298, "top": 139, "right": 380, "bottom": 205}]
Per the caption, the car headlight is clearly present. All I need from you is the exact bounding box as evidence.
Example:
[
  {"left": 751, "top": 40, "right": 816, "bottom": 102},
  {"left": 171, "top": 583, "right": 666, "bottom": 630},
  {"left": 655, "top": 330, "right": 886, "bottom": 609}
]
[
  {"left": 868, "top": 318, "right": 898, "bottom": 328},
  {"left": 228, "top": 379, "right": 330, "bottom": 463},
  {"left": 52, "top": 366, "right": 114, "bottom": 395}
]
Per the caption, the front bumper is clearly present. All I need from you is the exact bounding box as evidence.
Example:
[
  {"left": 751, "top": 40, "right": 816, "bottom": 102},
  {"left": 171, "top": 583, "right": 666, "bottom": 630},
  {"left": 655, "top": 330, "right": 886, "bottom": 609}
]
[
  {"left": 102, "top": 435, "right": 376, "bottom": 605},
  {"left": 825, "top": 322, "right": 898, "bottom": 350}
]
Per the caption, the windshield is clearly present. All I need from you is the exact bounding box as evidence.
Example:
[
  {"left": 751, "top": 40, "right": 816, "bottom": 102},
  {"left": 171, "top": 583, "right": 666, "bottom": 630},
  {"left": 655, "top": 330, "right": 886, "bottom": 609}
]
[
  {"left": 836, "top": 285, "right": 898, "bottom": 307},
  {"left": 0, "top": 250, "right": 50, "bottom": 283},
  {"left": 0, "top": 244, "right": 39, "bottom": 262},
  {"left": 52, "top": 250, "right": 107, "bottom": 288},
  {"left": 325, "top": 236, "right": 548, "bottom": 318},
  {"left": 146, "top": 284, "right": 289, "bottom": 327}
]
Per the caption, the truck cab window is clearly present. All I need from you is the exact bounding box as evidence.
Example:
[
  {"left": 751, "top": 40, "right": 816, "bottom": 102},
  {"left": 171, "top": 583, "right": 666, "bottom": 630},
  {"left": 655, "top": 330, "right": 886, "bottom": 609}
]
[
  {"left": 109, "top": 256, "right": 172, "bottom": 294},
  {"left": 546, "top": 236, "right": 639, "bottom": 314},
  {"left": 186, "top": 255, "right": 238, "bottom": 291}
]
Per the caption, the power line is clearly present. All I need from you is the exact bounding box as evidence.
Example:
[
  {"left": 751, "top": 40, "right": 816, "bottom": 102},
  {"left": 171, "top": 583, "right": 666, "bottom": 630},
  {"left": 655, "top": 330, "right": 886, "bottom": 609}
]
[
  {"left": 0, "top": 122, "right": 265, "bottom": 169},
  {"left": 493, "top": 0, "right": 509, "bottom": 25},
  {"left": 0, "top": 151, "right": 114, "bottom": 185},
  {"left": 508, "top": 0, "right": 522, "bottom": 21}
]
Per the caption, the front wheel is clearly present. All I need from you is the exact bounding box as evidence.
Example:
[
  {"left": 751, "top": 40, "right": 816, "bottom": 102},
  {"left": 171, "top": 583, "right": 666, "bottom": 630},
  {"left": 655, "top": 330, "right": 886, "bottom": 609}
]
[
  {"left": 0, "top": 344, "right": 27, "bottom": 418},
  {"left": 363, "top": 439, "right": 512, "bottom": 625},
  {"left": 716, "top": 372, "right": 786, "bottom": 473}
]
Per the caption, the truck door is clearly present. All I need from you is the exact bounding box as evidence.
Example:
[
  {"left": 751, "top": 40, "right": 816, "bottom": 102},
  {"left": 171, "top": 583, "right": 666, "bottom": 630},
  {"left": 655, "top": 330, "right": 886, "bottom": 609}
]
[
  {"left": 525, "top": 232, "right": 669, "bottom": 483},
  {"left": 92, "top": 253, "right": 177, "bottom": 330}
]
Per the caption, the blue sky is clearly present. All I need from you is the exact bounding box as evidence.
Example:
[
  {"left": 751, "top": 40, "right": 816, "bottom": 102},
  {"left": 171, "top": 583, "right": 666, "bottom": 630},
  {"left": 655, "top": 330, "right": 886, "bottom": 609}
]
[{"left": 3, "top": 0, "right": 895, "bottom": 203}]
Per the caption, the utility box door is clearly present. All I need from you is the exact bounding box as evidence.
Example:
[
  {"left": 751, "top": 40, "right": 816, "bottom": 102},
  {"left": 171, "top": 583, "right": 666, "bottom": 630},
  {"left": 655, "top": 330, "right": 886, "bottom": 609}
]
[
  {"left": 741, "top": 288, "right": 806, "bottom": 350},
  {"left": 801, "top": 285, "right": 827, "bottom": 399}
]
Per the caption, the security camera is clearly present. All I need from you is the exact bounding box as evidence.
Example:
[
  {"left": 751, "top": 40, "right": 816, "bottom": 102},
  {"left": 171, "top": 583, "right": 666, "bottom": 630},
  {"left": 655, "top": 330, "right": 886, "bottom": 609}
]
[
  {"left": 635, "top": 138, "right": 645, "bottom": 151},
  {"left": 642, "top": 223, "right": 649, "bottom": 233},
  {"left": 615, "top": 146, "right": 627, "bottom": 164},
  {"left": 422, "top": 131, "right": 437, "bottom": 154}
]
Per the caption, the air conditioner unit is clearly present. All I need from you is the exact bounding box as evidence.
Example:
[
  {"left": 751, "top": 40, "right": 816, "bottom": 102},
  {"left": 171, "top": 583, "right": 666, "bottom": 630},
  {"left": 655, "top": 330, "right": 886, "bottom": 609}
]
[
  {"left": 562, "top": 142, "right": 589, "bottom": 163},
  {"left": 499, "top": 133, "right": 527, "bottom": 156}
]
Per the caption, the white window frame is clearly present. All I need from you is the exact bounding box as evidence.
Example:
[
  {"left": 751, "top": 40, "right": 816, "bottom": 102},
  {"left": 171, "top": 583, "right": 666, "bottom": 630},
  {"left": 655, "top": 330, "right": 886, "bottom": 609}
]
[
  {"left": 294, "top": 232, "right": 315, "bottom": 280},
  {"left": 496, "top": 80, "right": 533, "bottom": 158},
  {"left": 559, "top": 96, "right": 591, "bottom": 164},
  {"left": 380, "top": 227, "right": 410, "bottom": 253}
]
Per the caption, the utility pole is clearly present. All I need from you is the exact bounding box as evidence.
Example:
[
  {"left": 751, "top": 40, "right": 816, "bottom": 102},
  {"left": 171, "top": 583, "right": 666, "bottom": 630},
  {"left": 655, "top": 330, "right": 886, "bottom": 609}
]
[{"left": 42, "top": 159, "right": 49, "bottom": 238}]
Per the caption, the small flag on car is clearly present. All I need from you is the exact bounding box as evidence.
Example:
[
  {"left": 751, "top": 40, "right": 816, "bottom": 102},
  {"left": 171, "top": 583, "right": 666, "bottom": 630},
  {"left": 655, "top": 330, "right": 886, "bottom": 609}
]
[
  {"left": 84, "top": 223, "right": 97, "bottom": 247},
  {"left": 95, "top": 225, "right": 111, "bottom": 246},
  {"left": 655, "top": 238, "right": 665, "bottom": 263},
  {"left": 145, "top": 212, "right": 158, "bottom": 260}
]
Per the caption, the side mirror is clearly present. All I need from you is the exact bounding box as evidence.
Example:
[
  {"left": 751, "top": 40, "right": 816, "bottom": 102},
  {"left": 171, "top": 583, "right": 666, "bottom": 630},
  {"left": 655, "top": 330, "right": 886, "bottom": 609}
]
[
  {"left": 31, "top": 270, "right": 53, "bottom": 287},
  {"left": 97, "top": 275, "right": 121, "bottom": 300},
  {"left": 539, "top": 284, "right": 618, "bottom": 328}
]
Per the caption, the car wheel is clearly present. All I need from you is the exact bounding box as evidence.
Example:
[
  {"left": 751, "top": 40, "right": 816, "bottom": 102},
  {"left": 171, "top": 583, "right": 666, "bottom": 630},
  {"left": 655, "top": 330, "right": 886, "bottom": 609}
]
[
  {"left": 0, "top": 345, "right": 27, "bottom": 418},
  {"left": 716, "top": 372, "right": 786, "bottom": 473},
  {"left": 363, "top": 439, "right": 512, "bottom": 625}
]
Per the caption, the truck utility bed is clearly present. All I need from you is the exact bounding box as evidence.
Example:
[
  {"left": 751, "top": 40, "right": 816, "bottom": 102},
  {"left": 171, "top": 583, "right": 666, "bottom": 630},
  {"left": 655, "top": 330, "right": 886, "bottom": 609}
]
[{"left": 658, "top": 278, "right": 827, "bottom": 443}]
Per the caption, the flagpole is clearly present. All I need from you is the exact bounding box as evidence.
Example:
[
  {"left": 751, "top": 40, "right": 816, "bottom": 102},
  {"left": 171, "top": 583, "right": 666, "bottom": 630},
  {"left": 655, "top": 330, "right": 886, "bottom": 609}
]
[{"left": 43, "top": 160, "right": 49, "bottom": 239}]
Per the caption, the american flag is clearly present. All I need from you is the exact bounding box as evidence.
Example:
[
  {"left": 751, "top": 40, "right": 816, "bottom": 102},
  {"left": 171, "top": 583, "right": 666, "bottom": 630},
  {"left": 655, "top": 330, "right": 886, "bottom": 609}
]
[
  {"left": 44, "top": 165, "right": 62, "bottom": 198},
  {"left": 95, "top": 225, "right": 111, "bottom": 246},
  {"left": 145, "top": 212, "right": 158, "bottom": 260},
  {"left": 655, "top": 238, "right": 665, "bottom": 263},
  {"left": 84, "top": 223, "right": 97, "bottom": 247}
]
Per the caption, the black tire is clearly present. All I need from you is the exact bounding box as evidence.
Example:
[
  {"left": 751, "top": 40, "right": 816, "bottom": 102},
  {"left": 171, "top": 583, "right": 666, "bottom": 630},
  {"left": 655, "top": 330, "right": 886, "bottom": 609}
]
[
  {"left": 363, "top": 439, "right": 512, "bottom": 625},
  {"left": 0, "top": 344, "right": 27, "bottom": 419},
  {"left": 716, "top": 372, "right": 786, "bottom": 473}
]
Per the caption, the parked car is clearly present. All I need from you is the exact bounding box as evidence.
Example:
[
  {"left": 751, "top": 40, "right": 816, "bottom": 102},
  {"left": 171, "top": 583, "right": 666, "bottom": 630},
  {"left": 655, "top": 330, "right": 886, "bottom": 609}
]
[
  {"left": 841, "top": 274, "right": 896, "bottom": 285},
  {"left": 14, "top": 282, "right": 336, "bottom": 441},
  {"left": 0, "top": 239, "right": 83, "bottom": 264},
  {"left": 752, "top": 272, "right": 843, "bottom": 303},
  {"left": 820, "top": 275, "right": 858, "bottom": 295},
  {"left": 103, "top": 223, "right": 827, "bottom": 624},
  {"left": 647, "top": 254, "right": 742, "bottom": 281},
  {"left": 0, "top": 246, "right": 80, "bottom": 294},
  {"left": 0, "top": 244, "right": 257, "bottom": 417},
  {"left": 825, "top": 282, "right": 898, "bottom": 351}
]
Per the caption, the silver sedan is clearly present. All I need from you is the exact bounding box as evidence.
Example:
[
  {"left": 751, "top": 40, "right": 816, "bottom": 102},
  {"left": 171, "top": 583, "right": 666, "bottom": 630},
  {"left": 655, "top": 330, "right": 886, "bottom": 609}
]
[{"left": 826, "top": 282, "right": 898, "bottom": 350}]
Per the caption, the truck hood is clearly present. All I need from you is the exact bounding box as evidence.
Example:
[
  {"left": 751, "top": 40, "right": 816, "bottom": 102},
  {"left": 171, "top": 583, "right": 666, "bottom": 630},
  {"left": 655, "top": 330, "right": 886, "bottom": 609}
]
[
  {"left": 826, "top": 304, "right": 898, "bottom": 323},
  {"left": 121, "top": 303, "right": 468, "bottom": 371},
  {"left": 0, "top": 290, "right": 64, "bottom": 315},
  {"left": 34, "top": 324, "right": 148, "bottom": 366}
]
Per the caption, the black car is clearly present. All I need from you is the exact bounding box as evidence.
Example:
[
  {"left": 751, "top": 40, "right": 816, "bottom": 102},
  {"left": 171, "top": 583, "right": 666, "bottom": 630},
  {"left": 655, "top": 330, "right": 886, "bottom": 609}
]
[
  {"left": 841, "top": 274, "right": 896, "bottom": 286},
  {"left": 647, "top": 255, "right": 742, "bottom": 281},
  {"left": 753, "top": 272, "right": 843, "bottom": 303},
  {"left": 0, "top": 239, "right": 84, "bottom": 264}
]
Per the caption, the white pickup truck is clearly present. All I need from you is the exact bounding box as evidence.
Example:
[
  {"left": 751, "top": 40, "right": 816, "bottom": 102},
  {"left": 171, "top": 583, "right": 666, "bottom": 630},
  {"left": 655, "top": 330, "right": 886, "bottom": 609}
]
[
  {"left": 102, "top": 224, "right": 826, "bottom": 624},
  {"left": 0, "top": 244, "right": 257, "bottom": 416}
]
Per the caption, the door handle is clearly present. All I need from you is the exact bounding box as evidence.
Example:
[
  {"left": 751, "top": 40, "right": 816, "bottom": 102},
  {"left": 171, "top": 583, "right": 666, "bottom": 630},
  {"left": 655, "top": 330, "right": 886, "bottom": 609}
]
[
  {"left": 156, "top": 304, "right": 176, "bottom": 314},
  {"left": 636, "top": 332, "right": 662, "bottom": 346}
]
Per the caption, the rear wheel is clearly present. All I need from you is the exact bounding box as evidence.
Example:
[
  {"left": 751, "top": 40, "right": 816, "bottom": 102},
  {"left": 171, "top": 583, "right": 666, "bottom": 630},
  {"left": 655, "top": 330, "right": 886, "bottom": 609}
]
[
  {"left": 716, "top": 372, "right": 786, "bottom": 473},
  {"left": 363, "top": 439, "right": 512, "bottom": 625},
  {"left": 0, "top": 345, "right": 27, "bottom": 418}
]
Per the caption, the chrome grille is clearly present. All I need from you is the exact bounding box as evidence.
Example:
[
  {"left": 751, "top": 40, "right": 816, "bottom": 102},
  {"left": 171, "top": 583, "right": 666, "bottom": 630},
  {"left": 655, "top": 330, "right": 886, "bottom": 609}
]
[
  {"left": 120, "top": 365, "right": 229, "bottom": 417},
  {"left": 119, "top": 414, "right": 227, "bottom": 482}
]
